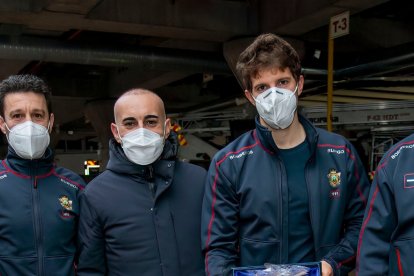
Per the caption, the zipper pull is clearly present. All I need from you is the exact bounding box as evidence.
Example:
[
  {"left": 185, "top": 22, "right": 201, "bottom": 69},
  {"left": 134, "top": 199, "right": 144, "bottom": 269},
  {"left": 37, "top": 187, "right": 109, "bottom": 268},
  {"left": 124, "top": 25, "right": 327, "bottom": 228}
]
[
  {"left": 148, "top": 165, "right": 154, "bottom": 180},
  {"left": 147, "top": 166, "right": 155, "bottom": 198},
  {"left": 148, "top": 182, "right": 155, "bottom": 198}
]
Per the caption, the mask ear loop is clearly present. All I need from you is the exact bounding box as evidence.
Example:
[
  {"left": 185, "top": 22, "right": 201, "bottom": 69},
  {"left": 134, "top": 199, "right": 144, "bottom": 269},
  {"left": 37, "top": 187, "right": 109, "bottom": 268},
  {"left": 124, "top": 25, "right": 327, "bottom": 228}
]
[
  {"left": 0, "top": 116, "right": 12, "bottom": 133},
  {"left": 2, "top": 120, "right": 12, "bottom": 143},
  {"left": 115, "top": 125, "right": 124, "bottom": 145},
  {"left": 292, "top": 82, "right": 299, "bottom": 95},
  {"left": 161, "top": 120, "right": 168, "bottom": 144},
  {"left": 46, "top": 120, "right": 51, "bottom": 133},
  {"left": 4, "top": 122, "right": 11, "bottom": 133},
  {"left": 113, "top": 115, "right": 122, "bottom": 143},
  {"left": 288, "top": 83, "right": 300, "bottom": 117}
]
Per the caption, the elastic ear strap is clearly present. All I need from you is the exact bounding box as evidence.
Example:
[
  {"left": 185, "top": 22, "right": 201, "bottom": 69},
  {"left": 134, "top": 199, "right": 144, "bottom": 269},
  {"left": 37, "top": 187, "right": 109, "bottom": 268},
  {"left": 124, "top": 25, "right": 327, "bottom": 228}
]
[
  {"left": 3, "top": 121, "right": 11, "bottom": 132},
  {"left": 1, "top": 118, "right": 11, "bottom": 142},
  {"left": 293, "top": 82, "right": 299, "bottom": 94},
  {"left": 115, "top": 125, "right": 123, "bottom": 143},
  {"left": 162, "top": 121, "right": 167, "bottom": 141}
]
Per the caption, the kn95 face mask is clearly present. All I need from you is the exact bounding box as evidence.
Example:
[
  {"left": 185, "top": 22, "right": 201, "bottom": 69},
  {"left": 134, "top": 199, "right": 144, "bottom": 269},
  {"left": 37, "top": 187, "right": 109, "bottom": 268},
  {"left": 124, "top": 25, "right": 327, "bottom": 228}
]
[
  {"left": 118, "top": 126, "right": 165, "bottom": 165},
  {"left": 6, "top": 120, "right": 50, "bottom": 160},
  {"left": 253, "top": 84, "right": 298, "bottom": 129}
]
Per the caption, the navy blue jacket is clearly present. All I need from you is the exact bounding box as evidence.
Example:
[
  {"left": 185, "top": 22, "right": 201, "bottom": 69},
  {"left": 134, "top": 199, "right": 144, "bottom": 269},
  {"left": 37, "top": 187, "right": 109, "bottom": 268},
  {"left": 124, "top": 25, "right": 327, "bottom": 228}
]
[
  {"left": 77, "top": 133, "right": 206, "bottom": 276},
  {"left": 201, "top": 115, "right": 370, "bottom": 276},
  {"left": 357, "top": 133, "right": 414, "bottom": 276},
  {"left": 0, "top": 147, "right": 85, "bottom": 276}
]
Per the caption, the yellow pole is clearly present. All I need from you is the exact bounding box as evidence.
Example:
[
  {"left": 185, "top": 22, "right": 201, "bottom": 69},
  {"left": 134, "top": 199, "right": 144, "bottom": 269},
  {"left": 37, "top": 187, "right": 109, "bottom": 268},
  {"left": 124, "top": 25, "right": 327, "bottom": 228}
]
[{"left": 327, "top": 37, "right": 334, "bottom": 132}]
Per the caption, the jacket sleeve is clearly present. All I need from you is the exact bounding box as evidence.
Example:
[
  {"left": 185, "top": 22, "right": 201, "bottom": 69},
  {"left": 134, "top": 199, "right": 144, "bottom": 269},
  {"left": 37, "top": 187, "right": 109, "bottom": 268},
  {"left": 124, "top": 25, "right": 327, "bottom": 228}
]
[
  {"left": 356, "top": 163, "right": 396, "bottom": 275},
  {"left": 76, "top": 191, "right": 107, "bottom": 275},
  {"left": 323, "top": 144, "right": 371, "bottom": 275},
  {"left": 201, "top": 159, "right": 239, "bottom": 276}
]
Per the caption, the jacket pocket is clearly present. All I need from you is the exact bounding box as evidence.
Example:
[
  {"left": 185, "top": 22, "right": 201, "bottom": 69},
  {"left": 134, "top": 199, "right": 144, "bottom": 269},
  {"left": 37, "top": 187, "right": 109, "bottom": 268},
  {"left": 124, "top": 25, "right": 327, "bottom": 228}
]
[
  {"left": 239, "top": 237, "right": 280, "bottom": 266},
  {"left": 43, "top": 254, "right": 75, "bottom": 276},
  {"left": 391, "top": 238, "right": 414, "bottom": 276},
  {"left": 0, "top": 256, "right": 37, "bottom": 275}
]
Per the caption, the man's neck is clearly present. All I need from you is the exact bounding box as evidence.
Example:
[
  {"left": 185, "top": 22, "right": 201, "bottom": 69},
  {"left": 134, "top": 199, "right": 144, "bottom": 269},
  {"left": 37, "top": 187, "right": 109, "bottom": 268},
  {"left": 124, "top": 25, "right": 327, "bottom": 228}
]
[{"left": 262, "top": 114, "right": 306, "bottom": 149}]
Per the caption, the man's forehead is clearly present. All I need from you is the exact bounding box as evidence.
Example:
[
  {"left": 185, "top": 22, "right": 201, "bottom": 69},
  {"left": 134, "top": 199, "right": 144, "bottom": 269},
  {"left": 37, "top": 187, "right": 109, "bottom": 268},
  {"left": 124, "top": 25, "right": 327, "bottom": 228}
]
[
  {"left": 115, "top": 93, "right": 164, "bottom": 119},
  {"left": 252, "top": 67, "right": 291, "bottom": 79},
  {"left": 4, "top": 92, "right": 48, "bottom": 110}
]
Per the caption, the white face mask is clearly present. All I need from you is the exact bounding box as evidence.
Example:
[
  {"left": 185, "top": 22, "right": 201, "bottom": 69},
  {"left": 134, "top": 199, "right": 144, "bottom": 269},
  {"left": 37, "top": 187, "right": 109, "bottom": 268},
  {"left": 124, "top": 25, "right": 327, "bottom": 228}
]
[
  {"left": 5, "top": 121, "right": 50, "bottom": 160},
  {"left": 118, "top": 126, "right": 165, "bottom": 166},
  {"left": 253, "top": 84, "right": 298, "bottom": 130}
]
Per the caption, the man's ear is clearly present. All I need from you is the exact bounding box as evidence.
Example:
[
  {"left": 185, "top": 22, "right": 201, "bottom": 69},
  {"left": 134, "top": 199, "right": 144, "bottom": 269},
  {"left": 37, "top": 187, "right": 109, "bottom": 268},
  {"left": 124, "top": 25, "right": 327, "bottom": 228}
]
[
  {"left": 244, "top": 90, "right": 256, "bottom": 106},
  {"left": 0, "top": 116, "right": 7, "bottom": 135},
  {"left": 298, "top": 75, "right": 305, "bottom": 97},
  {"left": 48, "top": 113, "right": 55, "bottom": 133},
  {"left": 110, "top": 123, "right": 121, "bottom": 143},
  {"left": 164, "top": 118, "right": 171, "bottom": 138}
]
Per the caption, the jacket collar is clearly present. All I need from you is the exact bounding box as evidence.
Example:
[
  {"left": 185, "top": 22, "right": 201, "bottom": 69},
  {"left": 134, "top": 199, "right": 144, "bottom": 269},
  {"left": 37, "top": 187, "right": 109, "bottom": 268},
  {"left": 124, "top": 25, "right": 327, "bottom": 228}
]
[
  {"left": 254, "top": 113, "right": 318, "bottom": 156},
  {"left": 5, "top": 146, "right": 54, "bottom": 176},
  {"left": 106, "top": 131, "right": 179, "bottom": 180}
]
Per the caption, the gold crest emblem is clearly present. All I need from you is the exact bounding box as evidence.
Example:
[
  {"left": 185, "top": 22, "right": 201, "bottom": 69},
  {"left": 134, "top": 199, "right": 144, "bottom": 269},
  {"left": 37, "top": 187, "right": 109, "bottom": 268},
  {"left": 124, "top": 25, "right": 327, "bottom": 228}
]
[
  {"left": 59, "top": 195, "right": 73, "bottom": 211},
  {"left": 327, "top": 169, "right": 341, "bottom": 188}
]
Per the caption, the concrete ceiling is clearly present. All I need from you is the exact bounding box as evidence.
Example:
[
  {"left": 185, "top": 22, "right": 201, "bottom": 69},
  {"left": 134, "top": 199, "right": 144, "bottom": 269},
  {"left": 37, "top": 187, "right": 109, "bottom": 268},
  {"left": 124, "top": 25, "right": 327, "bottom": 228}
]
[{"left": 0, "top": 0, "right": 412, "bottom": 150}]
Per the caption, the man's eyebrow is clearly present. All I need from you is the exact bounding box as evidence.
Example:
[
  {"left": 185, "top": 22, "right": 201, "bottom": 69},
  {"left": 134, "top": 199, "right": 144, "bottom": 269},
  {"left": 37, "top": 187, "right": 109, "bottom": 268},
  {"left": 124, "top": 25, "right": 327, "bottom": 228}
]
[
  {"left": 9, "top": 108, "right": 23, "bottom": 115},
  {"left": 121, "top": 117, "right": 137, "bottom": 123},
  {"left": 144, "top": 115, "right": 159, "bottom": 120},
  {"left": 9, "top": 108, "right": 46, "bottom": 116},
  {"left": 32, "top": 109, "right": 46, "bottom": 114},
  {"left": 120, "top": 115, "right": 159, "bottom": 123}
]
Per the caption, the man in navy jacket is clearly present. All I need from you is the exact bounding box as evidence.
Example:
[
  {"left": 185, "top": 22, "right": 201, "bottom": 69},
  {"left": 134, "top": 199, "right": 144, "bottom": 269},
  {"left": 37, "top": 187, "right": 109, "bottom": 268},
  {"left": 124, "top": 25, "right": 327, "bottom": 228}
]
[
  {"left": 201, "top": 34, "right": 370, "bottom": 276},
  {"left": 0, "top": 74, "right": 86, "bottom": 275},
  {"left": 357, "top": 133, "right": 414, "bottom": 275},
  {"left": 77, "top": 88, "right": 206, "bottom": 276}
]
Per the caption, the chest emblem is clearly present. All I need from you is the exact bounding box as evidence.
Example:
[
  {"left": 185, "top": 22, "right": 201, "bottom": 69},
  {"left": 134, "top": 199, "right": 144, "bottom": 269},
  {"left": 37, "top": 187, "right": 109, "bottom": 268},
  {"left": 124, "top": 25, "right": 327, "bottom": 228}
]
[
  {"left": 59, "top": 195, "right": 73, "bottom": 211},
  {"left": 327, "top": 168, "right": 341, "bottom": 188}
]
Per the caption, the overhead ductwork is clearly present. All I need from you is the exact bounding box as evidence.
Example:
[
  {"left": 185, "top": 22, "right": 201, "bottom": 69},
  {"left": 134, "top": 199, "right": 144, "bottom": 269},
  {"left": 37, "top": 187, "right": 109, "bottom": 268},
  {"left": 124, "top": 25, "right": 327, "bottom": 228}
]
[
  {"left": 301, "top": 52, "right": 414, "bottom": 80},
  {"left": 335, "top": 52, "right": 414, "bottom": 79},
  {"left": 0, "top": 35, "right": 411, "bottom": 84},
  {"left": 0, "top": 36, "right": 230, "bottom": 74}
]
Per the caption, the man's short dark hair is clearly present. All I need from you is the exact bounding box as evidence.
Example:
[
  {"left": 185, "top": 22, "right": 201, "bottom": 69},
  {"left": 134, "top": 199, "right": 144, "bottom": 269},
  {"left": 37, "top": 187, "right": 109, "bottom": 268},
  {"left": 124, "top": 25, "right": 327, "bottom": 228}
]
[
  {"left": 0, "top": 74, "right": 52, "bottom": 117},
  {"left": 236, "top": 33, "right": 302, "bottom": 91}
]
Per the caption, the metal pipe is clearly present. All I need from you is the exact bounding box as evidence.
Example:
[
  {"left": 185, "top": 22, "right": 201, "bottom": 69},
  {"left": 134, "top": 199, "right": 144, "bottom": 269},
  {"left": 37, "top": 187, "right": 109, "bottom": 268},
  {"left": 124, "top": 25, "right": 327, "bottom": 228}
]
[
  {"left": 1, "top": 36, "right": 412, "bottom": 80},
  {"left": 335, "top": 52, "right": 414, "bottom": 79},
  {"left": 0, "top": 36, "right": 230, "bottom": 74},
  {"left": 188, "top": 97, "right": 248, "bottom": 113},
  {"left": 301, "top": 53, "right": 414, "bottom": 79},
  {"left": 302, "top": 68, "right": 328, "bottom": 76}
]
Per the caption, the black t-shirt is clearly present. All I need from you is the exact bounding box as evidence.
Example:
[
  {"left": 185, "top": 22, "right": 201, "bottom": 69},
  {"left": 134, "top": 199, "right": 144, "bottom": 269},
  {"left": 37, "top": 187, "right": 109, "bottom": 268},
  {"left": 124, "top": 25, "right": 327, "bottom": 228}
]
[{"left": 279, "top": 139, "right": 315, "bottom": 263}]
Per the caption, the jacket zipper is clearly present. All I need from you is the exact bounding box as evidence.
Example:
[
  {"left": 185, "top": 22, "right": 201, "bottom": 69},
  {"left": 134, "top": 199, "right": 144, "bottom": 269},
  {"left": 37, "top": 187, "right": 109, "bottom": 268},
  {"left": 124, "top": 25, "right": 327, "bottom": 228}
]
[
  {"left": 305, "top": 157, "right": 315, "bottom": 256},
  {"left": 32, "top": 176, "right": 44, "bottom": 275},
  {"left": 277, "top": 157, "right": 284, "bottom": 263},
  {"left": 148, "top": 182, "right": 155, "bottom": 198},
  {"left": 147, "top": 166, "right": 156, "bottom": 199},
  {"left": 147, "top": 165, "right": 164, "bottom": 275}
]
